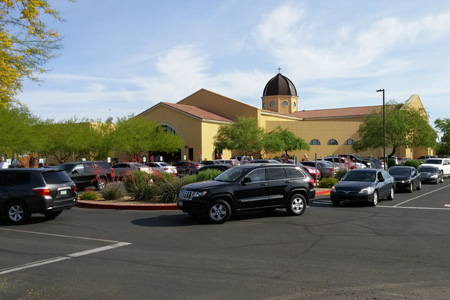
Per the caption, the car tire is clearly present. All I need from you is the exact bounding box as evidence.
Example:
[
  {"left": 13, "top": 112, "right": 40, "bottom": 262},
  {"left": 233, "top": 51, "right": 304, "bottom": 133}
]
[
  {"left": 96, "top": 178, "right": 107, "bottom": 190},
  {"left": 44, "top": 210, "right": 63, "bottom": 219},
  {"left": 286, "top": 194, "right": 306, "bottom": 216},
  {"left": 7, "top": 201, "right": 30, "bottom": 224},
  {"left": 417, "top": 180, "right": 421, "bottom": 190},
  {"left": 207, "top": 199, "right": 231, "bottom": 224},
  {"left": 387, "top": 186, "right": 395, "bottom": 200},
  {"left": 408, "top": 183, "right": 413, "bottom": 193},
  {"left": 371, "top": 191, "right": 378, "bottom": 206}
]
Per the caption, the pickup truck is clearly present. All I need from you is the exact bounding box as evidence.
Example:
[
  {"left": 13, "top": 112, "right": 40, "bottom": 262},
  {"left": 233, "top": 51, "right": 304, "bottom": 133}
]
[{"left": 420, "top": 158, "right": 450, "bottom": 178}]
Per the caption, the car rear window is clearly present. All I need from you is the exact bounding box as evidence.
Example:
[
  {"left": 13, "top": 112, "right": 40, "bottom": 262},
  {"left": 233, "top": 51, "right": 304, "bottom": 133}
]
[
  {"left": 285, "top": 167, "right": 306, "bottom": 178},
  {"left": 42, "top": 170, "right": 72, "bottom": 184}
]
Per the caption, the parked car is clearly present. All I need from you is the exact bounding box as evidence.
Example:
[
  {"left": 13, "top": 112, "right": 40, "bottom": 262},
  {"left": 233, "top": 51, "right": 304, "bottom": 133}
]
[
  {"left": 388, "top": 166, "right": 421, "bottom": 192},
  {"left": 420, "top": 158, "right": 450, "bottom": 178},
  {"left": 231, "top": 155, "right": 252, "bottom": 164},
  {"left": 146, "top": 162, "right": 177, "bottom": 174},
  {"left": 201, "top": 160, "right": 220, "bottom": 165},
  {"left": 215, "top": 159, "right": 239, "bottom": 166},
  {"left": 197, "top": 164, "right": 232, "bottom": 173},
  {"left": 301, "top": 161, "right": 336, "bottom": 178},
  {"left": 56, "top": 161, "right": 112, "bottom": 190},
  {"left": 111, "top": 162, "right": 152, "bottom": 179},
  {"left": 286, "top": 159, "right": 321, "bottom": 180},
  {"left": 0, "top": 168, "right": 77, "bottom": 224},
  {"left": 249, "top": 159, "right": 282, "bottom": 164},
  {"left": 330, "top": 169, "right": 395, "bottom": 206},
  {"left": 172, "top": 161, "right": 203, "bottom": 175},
  {"left": 418, "top": 155, "right": 437, "bottom": 160},
  {"left": 362, "top": 158, "right": 383, "bottom": 169},
  {"left": 178, "top": 163, "right": 315, "bottom": 224},
  {"left": 418, "top": 165, "right": 443, "bottom": 184}
]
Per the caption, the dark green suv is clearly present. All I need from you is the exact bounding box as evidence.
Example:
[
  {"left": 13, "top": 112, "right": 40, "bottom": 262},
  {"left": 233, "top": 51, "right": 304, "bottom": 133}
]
[
  {"left": 0, "top": 168, "right": 77, "bottom": 224},
  {"left": 178, "top": 164, "right": 316, "bottom": 224}
]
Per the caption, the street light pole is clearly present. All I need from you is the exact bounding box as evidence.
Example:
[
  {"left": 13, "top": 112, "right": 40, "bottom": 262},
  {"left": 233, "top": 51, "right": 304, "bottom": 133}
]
[{"left": 376, "top": 89, "right": 386, "bottom": 170}]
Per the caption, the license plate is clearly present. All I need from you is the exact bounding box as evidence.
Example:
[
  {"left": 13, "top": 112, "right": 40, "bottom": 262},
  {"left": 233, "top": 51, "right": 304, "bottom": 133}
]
[
  {"left": 60, "top": 190, "right": 67, "bottom": 195},
  {"left": 179, "top": 201, "right": 183, "bottom": 207}
]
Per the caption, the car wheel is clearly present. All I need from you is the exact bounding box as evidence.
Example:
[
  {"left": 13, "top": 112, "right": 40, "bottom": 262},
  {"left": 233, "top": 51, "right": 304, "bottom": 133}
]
[
  {"left": 286, "top": 194, "right": 306, "bottom": 216},
  {"left": 371, "top": 191, "right": 378, "bottom": 206},
  {"left": 331, "top": 199, "right": 340, "bottom": 206},
  {"left": 96, "top": 179, "right": 106, "bottom": 190},
  {"left": 7, "top": 201, "right": 30, "bottom": 224},
  {"left": 387, "top": 186, "right": 395, "bottom": 200},
  {"left": 408, "top": 183, "right": 413, "bottom": 193},
  {"left": 44, "top": 210, "right": 63, "bottom": 219},
  {"left": 417, "top": 180, "right": 421, "bottom": 190},
  {"left": 207, "top": 199, "right": 231, "bottom": 224}
]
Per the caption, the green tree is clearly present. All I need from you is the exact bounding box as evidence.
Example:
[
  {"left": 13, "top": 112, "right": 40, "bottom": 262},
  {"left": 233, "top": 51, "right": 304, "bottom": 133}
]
[
  {"left": 0, "top": 103, "right": 38, "bottom": 159},
  {"left": 112, "top": 115, "right": 183, "bottom": 157},
  {"left": 214, "top": 116, "right": 265, "bottom": 156},
  {"left": 353, "top": 102, "right": 437, "bottom": 156},
  {"left": 264, "top": 126, "right": 309, "bottom": 157},
  {"left": 0, "top": 0, "right": 73, "bottom": 106},
  {"left": 434, "top": 118, "right": 450, "bottom": 155}
]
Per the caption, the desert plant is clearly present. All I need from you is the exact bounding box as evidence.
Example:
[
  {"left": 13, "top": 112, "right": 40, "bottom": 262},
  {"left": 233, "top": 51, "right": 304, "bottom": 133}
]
[
  {"left": 156, "top": 175, "right": 198, "bottom": 203},
  {"left": 123, "top": 170, "right": 157, "bottom": 201},
  {"left": 197, "top": 169, "right": 222, "bottom": 181},
  {"left": 318, "top": 177, "right": 339, "bottom": 188},
  {"left": 102, "top": 182, "right": 126, "bottom": 200},
  {"left": 79, "top": 190, "right": 98, "bottom": 200}
]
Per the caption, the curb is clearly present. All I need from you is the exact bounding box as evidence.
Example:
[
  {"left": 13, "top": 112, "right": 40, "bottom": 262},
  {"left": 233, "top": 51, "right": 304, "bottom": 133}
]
[{"left": 76, "top": 189, "right": 331, "bottom": 210}]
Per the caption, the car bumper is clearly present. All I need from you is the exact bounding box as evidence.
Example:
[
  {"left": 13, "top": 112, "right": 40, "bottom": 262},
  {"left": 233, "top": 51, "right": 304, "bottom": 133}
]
[
  {"left": 177, "top": 198, "right": 208, "bottom": 214},
  {"left": 330, "top": 191, "right": 372, "bottom": 202},
  {"left": 394, "top": 181, "right": 412, "bottom": 189}
]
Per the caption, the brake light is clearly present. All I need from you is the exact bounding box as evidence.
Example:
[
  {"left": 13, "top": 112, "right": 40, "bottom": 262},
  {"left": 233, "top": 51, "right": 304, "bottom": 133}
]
[
  {"left": 33, "top": 188, "right": 51, "bottom": 196},
  {"left": 310, "top": 179, "right": 315, "bottom": 186},
  {"left": 164, "top": 167, "right": 169, "bottom": 170},
  {"left": 195, "top": 165, "right": 200, "bottom": 169}
]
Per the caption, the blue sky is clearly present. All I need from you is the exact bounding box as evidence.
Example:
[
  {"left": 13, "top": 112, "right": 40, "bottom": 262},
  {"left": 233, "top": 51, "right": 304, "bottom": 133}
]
[{"left": 19, "top": 0, "right": 450, "bottom": 131}]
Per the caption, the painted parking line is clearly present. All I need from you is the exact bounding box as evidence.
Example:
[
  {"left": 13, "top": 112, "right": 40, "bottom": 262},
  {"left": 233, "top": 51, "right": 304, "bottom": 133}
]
[
  {"left": 0, "top": 228, "right": 131, "bottom": 275},
  {"left": 393, "top": 184, "right": 450, "bottom": 207}
]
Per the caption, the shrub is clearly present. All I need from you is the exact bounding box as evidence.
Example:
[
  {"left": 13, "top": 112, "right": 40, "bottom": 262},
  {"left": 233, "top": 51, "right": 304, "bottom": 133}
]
[
  {"left": 403, "top": 160, "right": 422, "bottom": 169},
  {"left": 335, "top": 169, "right": 348, "bottom": 180},
  {"left": 79, "top": 190, "right": 98, "bottom": 200},
  {"left": 387, "top": 158, "right": 396, "bottom": 168},
  {"left": 156, "top": 174, "right": 199, "bottom": 203},
  {"left": 123, "top": 170, "right": 157, "bottom": 201},
  {"left": 197, "top": 169, "right": 222, "bottom": 182},
  {"left": 149, "top": 171, "right": 177, "bottom": 184},
  {"left": 102, "top": 182, "right": 126, "bottom": 200},
  {"left": 318, "top": 177, "right": 339, "bottom": 188}
]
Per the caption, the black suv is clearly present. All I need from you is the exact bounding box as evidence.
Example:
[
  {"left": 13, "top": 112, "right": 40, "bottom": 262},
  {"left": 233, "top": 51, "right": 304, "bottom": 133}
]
[
  {"left": 56, "top": 161, "right": 112, "bottom": 190},
  {"left": 178, "top": 164, "right": 316, "bottom": 224},
  {"left": 0, "top": 168, "right": 77, "bottom": 224}
]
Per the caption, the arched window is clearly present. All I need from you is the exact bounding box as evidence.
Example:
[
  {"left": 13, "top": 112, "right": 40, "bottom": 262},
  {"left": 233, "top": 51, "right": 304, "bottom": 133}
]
[
  {"left": 327, "top": 139, "right": 338, "bottom": 145},
  {"left": 310, "top": 139, "right": 321, "bottom": 145},
  {"left": 158, "top": 125, "right": 176, "bottom": 135},
  {"left": 345, "top": 139, "right": 354, "bottom": 145}
]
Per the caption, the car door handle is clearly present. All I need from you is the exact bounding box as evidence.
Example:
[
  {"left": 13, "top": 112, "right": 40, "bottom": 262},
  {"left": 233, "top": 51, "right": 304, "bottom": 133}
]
[{"left": 261, "top": 183, "right": 268, "bottom": 186}]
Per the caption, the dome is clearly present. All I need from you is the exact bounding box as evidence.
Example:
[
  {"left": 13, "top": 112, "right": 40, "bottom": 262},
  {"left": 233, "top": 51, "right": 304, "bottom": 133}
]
[{"left": 263, "top": 73, "right": 297, "bottom": 97}]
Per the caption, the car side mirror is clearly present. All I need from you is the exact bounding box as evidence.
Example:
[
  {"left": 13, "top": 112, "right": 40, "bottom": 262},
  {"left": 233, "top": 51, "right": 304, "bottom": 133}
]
[
  {"left": 241, "top": 177, "right": 252, "bottom": 185},
  {"left": 72, "top": 170, "right": 78, "bottom": 174}
]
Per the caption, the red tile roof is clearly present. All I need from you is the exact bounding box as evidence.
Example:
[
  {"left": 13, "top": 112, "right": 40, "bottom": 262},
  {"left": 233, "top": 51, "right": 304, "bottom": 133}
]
[
  {"left": 289, "top": 105, "right": 384, "bottom": 119},
  {"left": 161, "top": 102, "right": 232, "bottom": 123}
]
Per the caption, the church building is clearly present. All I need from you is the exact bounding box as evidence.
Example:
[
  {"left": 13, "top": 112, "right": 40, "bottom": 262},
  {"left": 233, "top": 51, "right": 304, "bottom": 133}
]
[{"left": 137, "top": 72, "right": 433, "bottom": 162}]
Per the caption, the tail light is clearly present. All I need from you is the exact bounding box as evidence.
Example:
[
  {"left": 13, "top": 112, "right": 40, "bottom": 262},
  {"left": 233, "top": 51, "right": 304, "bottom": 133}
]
[
  {"left": 195, "top": 165, "right": 200, "bottom": 170},
  {"left": 330, "top": 168, "right": 334, "bottom": 172},
  {"left": 33, "top": 188, "right": 51, "bottom": 196},
  {"left": 310, "top": 179, "right": 315, "bottom": 186},
  {"left": 164, "top": 167, "right": 169, "bottom": 171}
]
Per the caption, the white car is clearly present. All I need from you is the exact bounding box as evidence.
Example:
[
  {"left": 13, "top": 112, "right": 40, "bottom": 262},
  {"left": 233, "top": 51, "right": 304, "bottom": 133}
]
[
  {"left": 146, "top": 162, "right": 177, "bottom": 174},
  {"left": 420, "top": 158, "right": 450, "bottom": 178}
]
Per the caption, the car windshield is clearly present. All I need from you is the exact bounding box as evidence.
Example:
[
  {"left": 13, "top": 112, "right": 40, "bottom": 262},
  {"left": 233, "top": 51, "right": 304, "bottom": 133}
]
[
  {"left": 423, "top": 159, "right": 441, "bottom": 164},
  {"left": 342, "top": 171, "right": 376, "bottom": 182},
  {"left": 215, "top": 167, "right": 250, "bottom": 182},
  {"left": 388, "top": 168, "right": 410, "bottom": 176},
  {"left": 418, "top": 167, "right": 438, "bottom": 173}
]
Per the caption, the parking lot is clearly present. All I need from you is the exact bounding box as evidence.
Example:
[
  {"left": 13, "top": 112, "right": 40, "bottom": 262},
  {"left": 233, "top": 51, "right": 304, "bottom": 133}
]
[{"left": 1, "top": 181, "right": 450, "bottom": 299}]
